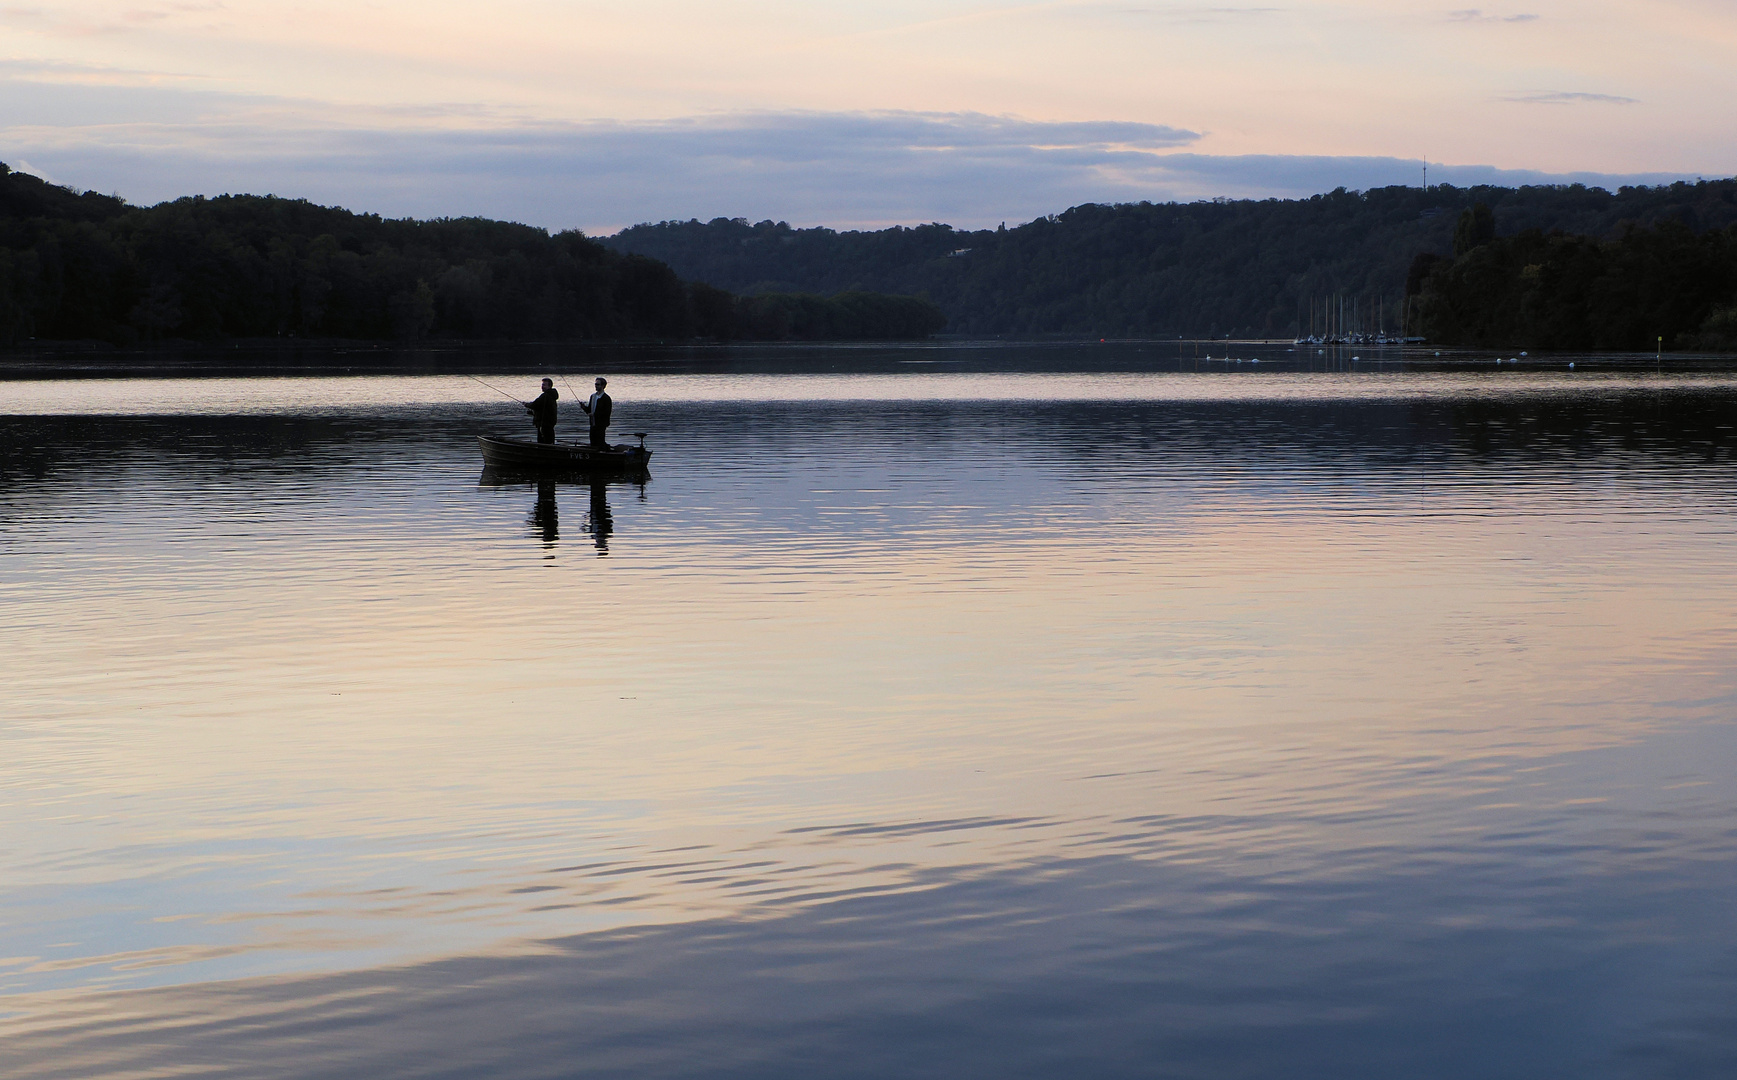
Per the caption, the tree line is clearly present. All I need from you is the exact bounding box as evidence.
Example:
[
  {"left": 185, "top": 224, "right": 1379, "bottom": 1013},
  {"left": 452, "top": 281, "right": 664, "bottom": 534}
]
[
  {"left": 7, "top": 157, "right": 1735, "bottom": 350},
  {"left": 606, "top": 180, "right": 1737, "bottom": 343},
  {"left": 1411, "top": 205, "right": 1737, "bottom": 350},
  {"left": 0, "top": 162, "right": 943, "bottom": 347}
]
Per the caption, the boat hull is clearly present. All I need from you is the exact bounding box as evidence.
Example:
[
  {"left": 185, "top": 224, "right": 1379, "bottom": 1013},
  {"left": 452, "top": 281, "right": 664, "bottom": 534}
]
[{"left": 477, "top": 435, "right": 651, "bottom": 475}]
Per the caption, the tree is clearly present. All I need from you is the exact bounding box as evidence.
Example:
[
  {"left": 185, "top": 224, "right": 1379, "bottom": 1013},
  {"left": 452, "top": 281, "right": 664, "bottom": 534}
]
[
  {"left": 0, "top": 164, "right": 946, "bottom": 345},
  {"left": 1453, "top": 203, "right": 1497, "bottom": 257}
]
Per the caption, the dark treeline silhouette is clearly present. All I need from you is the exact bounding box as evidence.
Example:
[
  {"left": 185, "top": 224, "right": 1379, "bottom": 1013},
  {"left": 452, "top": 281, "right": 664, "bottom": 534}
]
[
  {"left": 734, "top": 291, "right": 945, "bottom": 341},
  {"left": 605, "top": 180, "right": 1737, "bottom": 341},
  {"left": 0, "top": 162, "right": 943, "bottom": 347},
  {"left": 1412, "top": 206, "right": 1737, "bottom": 350}
]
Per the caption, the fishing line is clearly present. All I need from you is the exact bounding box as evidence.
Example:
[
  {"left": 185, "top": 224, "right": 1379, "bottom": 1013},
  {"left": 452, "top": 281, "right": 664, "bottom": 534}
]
[{"left": 465, "top": 373, "right": 523, "bottom": 405}]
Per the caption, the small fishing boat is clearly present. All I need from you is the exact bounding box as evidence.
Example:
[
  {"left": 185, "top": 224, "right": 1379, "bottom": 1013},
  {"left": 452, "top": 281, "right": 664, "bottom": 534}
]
[{"left": 477, "top": 433, "right": 652, "bottom": 475}]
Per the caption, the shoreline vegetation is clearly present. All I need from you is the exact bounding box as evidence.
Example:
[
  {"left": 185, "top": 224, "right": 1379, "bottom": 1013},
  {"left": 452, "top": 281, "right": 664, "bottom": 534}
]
[
  {"left": 0, "top": 162, "right": 944, "bottom": 349},
  {"left": 3, "top": 159, "right": 1735, "bottom": 353},
  {"left": 609, "top": 181, "right": 1737, "bottom": 350},
  {"left": 1412, "top": 203, "right": 1737, "bottom": 351}
]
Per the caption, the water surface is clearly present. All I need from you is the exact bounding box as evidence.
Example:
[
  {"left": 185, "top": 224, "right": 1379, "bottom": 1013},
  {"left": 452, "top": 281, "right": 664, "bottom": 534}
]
[{"left": 3, "top": 357, "right": 1736, "bottom": 1077}]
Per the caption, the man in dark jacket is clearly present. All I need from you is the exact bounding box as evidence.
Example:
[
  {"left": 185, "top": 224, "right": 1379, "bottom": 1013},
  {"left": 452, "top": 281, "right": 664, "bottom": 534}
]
[
  {"left": 581, "top": 377, "right": 612, "bottom": 448},
  {"left": 525, "top": 378, "right": 558, "bottom": 443}
]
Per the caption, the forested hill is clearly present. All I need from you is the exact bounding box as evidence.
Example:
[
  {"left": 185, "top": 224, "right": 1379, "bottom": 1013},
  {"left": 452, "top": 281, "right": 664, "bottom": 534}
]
[
  {"left": 1415, "top": 208, "right": 1737, "bottom": 351},
  {"left": 603, "top": 180, "right": 1737, "bottom": 339},
  {"left": 0, "top": 163, "right": 944, "bottom": 347}
]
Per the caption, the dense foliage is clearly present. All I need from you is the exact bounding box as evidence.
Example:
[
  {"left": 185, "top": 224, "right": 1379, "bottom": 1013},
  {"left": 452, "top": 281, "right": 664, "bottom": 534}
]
[
  {"left": 734, "top": 291, "right": 945, "bottom": 341},
  {"left": 606, "top": 180, "right": 1737, "bottom": 341},
  {"left": 0, "top": 163, "right": 944, "bottom": 346},
  {"left": 8, "top": 156, "right": 1735, "bottom": 349},
  {"left": 1415, "top": 209, "right": 1737, "bottom": 350}
]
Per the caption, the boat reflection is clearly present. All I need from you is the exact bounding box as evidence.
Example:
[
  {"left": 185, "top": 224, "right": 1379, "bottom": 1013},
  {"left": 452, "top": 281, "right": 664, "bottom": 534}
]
[{"left": 477, "top": 468, "right": 645, "bottom": 553}]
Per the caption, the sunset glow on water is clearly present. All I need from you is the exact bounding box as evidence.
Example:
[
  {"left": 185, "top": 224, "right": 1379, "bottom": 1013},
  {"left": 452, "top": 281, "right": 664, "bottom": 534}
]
[{"left": 4, "top": 355, "right": 1736, "bottom": 1077}]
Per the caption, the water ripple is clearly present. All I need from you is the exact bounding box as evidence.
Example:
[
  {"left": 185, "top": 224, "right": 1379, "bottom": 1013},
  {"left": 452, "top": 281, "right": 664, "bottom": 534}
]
[{"left": 4, "top": 365, "right": 1737, "bottom": 1075}]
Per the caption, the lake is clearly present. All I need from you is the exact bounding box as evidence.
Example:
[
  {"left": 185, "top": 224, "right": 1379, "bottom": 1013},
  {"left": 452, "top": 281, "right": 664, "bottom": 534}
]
[{"left": 3, "top": 344, "right": 1737, "bottom": 1078}]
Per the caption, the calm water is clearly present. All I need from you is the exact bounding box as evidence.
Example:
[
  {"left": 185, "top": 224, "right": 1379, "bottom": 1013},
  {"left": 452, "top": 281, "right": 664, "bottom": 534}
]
[{"left": 4, "top": 352, "right": 1737, "bottom": 1077}]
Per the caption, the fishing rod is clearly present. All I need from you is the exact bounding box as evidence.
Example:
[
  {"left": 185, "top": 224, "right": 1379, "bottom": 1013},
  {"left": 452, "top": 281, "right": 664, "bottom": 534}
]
[{"left": 465, "top": 373, "right": 524, "bottom": 405}]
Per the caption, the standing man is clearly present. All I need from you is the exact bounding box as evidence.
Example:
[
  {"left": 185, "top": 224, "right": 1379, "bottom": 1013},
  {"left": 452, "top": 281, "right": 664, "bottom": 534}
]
[
  {"left": 525, "top": 378, "right": 558, "bottom": 444},
  {"left": 580, "top": 377, "right": 612, "bottom": 449}
]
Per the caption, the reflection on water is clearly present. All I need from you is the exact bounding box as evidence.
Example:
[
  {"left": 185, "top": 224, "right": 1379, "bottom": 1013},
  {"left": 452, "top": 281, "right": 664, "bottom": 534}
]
[
  {"left": 3, "top": 362, "right": 1737, "bottom": 1077},
  {"left": 478, "top": 470, "right": 640, "bottom": 553},
  {"left": 587, "top": 483, "right": 614, "bottom": 552},
  {"left": 532, "top": 480, "right": 558, "bottom": 543}
]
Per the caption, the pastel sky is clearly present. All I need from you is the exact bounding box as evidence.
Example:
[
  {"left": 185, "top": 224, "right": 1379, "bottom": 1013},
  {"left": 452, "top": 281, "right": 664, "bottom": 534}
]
[{"left": 2, "top": 0, "right": 1733, "bottom": 231}]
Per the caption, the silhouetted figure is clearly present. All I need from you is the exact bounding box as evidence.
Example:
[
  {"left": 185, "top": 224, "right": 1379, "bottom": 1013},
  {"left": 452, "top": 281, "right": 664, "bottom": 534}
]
[
  {"left": 587, "top": 481, "right": 613, "bottom": 553},
  {"left": 580, "top": 377, "right": 612, "bottom": 448},
  {"left": 530, "top": 480, "right": 559, "bottom": 543},
  {"left": 525, "top": 378, "right": 558, "bottom": 443}
]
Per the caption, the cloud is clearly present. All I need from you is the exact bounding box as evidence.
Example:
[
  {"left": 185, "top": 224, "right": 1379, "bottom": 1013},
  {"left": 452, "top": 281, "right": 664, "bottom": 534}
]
[
  {"left": 639, "top": 111, "right": 1202, "bottom": 155},
  {"left": 6, "top": 156, "right": 60, "bottom": 185},
  {"left": 1503, "top": 91, "right": 1640, "bottom": 106},
  {"left": 0, "top": 99, "right": 1699, "bottom": 233},
  {"left": 1447, "top": 9, "right": 1538, "bottom": 22},
  {"left": 0, "top": 56, "right": 211, "bottom": 87},
  {"left": 1121, "top": 153, "right": 1683, "bottom": 197},
  {"left": 1108, "top": 6, "right": 1283, "bottom": 21},
  {"left": 0, "top": 1, "right": 226, "bottom": 37}
]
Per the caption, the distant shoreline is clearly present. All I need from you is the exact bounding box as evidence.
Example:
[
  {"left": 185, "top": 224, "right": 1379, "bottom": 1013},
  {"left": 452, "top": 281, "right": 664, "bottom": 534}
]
[{"left": 8, "top": 338, "right": 1737, "bottom": 384}]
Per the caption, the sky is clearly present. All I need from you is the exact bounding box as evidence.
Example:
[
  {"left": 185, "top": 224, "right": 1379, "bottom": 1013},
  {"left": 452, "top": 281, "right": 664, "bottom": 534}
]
[{"left": 1, "top": 0, "right": 1734, "bottom": 232}]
